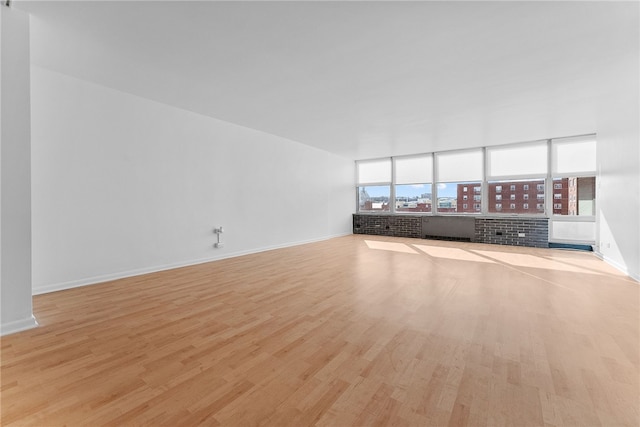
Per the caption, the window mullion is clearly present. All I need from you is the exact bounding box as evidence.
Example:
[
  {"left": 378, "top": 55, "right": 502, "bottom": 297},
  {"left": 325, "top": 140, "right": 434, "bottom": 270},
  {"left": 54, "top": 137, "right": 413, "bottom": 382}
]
[
  {"left": 433, "top": 154, "right": 439, "bottom": 214},
  {"left": 546, "top": 139, "right": 553, "bottom": 217},
  {"left": 482, "top": 147, "right": 488, "bottom": 215},
  {"left": 390, "top": 158, "right": 396, "bottom": 214}
]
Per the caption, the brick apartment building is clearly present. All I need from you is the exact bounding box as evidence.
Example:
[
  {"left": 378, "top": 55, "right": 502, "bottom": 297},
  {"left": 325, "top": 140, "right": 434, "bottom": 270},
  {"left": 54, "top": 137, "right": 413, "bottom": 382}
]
[
  {"left": 458, "top": 179, "right": 569, "bottom": 215},
  {"left": 457, "top": 178, "right": 569, "bottom": 215},
  {"left": 360, "top": 177, "right": 591, "bottom": 215}
]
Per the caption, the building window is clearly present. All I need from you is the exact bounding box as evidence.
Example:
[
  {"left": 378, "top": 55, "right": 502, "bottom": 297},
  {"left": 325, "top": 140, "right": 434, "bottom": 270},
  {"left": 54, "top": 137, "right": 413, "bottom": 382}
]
[
  {"left": 495, "top": 203, "right": 502, "bottom": 211},
  {"left": 537, "top": 203, "right": 544, "bottom": 210},
  {"left": 554, "top": 183, "right": 563, "bottom": 189},
  {"left": 524, "top": 184, "right": 529, "bottom": 190},
  {"left": 474, "top": 204, "right": 481, "bottom": 211},
  {"left": 537, "top": 194, "right": 545, "bottom": 200},
  {"left": 537, "top": 184, "right": 544, "bottom": 191},
  {"left": 463, "top": 186, "right": 468, "bottom": 192},
  {"left": 463, "top": 204, "right": 468, "bottom": 209},
  {"left": 488, "top": 179, "right": 544, "bottom": 214},
  {"left": 554, "top": 203, "right": 562, "bottom": 209},
  {"left": 554, "top": 193, "right": 562, "bottom": 199},
  {"left": 463, "top": 195, "right": 468, "bottom": 200},
  {"left": 496, "top": 185, "right": 502, "bottom": 193},
  {"left": 510, "top": 185, "right": 516, "bottom": 191},
  {"left": 473, "top": 195, "right": 481, "bottom": 201},
  {"left": 510, "top": 203, "right": 516, "bottom": 209},
  {"left": 523, "top": 203, "right": 529, "bottom": 210}
]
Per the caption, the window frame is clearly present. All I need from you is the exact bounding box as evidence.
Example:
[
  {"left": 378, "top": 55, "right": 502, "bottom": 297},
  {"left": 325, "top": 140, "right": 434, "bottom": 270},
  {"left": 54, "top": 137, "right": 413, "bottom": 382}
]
[
  {"left": 355, "top": 157, "right": 392, "bottom": 214},
  {"left": 392, "top": 154, "right": 434, "bottom": 214},
  {"left": 549, "top": 136, "right": 596, "bottom": 244},
  {"left": 486, "top": 140, "right": 548, "bottom": 181},
  {"left": 484, "top": 140, "right": 548, "bottom": 217},
  {"left": 549, "top": 136, "right": 597, "bottom": 223},
  {"left": 551, "top": 136, "right": 597, "bottom": 178},
  {"left": 434, "top": 148, "right": 484, "bottom": 215},
  {"left": 354, "top": 134, "right": 597, "bottom": 234}
]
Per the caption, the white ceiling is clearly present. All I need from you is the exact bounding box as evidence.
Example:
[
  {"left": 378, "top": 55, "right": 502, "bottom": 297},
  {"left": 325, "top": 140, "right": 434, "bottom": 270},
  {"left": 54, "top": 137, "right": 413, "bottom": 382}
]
[{"left": 17, "top": 1, "right": 639, "bottom": 159}]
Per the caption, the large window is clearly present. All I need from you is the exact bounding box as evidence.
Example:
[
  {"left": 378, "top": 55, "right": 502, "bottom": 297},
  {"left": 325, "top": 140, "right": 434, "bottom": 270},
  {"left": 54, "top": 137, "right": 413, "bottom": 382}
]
[
  {"left": 551, "top": 136, "right": 597, "bottom": 217},
  {"left": 394, "top": 155, "right": 433, "bottom": 213},
  {"left": 357, "top": 158, "right": 391, "bottom": 212},
  {"left": 486, "top": 141, "right": 547, "bottom": 215},
  {"left": 354, "top": 134, "right": 597, "bottom": 241},
  {"left": 552, "top": 137, "right": 596, "bottom": 176},
  {"left": 358, "top": 186, "right": 391, "bottom": 212},
  {"left": 550, "top": 136, "right": 596, "bottom": 243},
  {"left": 487, "top": 142, "right": 548, "bottom": 178},
  {"left": 435, "top": 149, "right": 483, "bottom": 213}
]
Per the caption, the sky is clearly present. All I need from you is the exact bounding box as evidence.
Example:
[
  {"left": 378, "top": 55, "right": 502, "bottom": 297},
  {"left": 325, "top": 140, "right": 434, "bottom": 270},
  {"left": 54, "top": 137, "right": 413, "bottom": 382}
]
[{"left": 363, "top": 183, "right": 462, "bottom": 198}]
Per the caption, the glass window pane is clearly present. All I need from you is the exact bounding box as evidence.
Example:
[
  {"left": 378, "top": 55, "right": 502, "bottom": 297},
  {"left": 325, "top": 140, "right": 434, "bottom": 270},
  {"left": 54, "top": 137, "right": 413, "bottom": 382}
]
[
  {"left": 551, "top": 220, "right": 596, "bottom": 242},
  {"left": 357, "top": 159, "right": 391, "bottom": 184},
  {"left": 436, "top": 150, "right": 483, "bottom": 182},
  {"left": 488, "top": 180, "right": 545, "bottom": 214},
  {"left": 487, "top": 142, "right": 547, "bottom": 177},
  {"left": 552, "top": 137, "right": 596, "bottom": 174},
  {"left": 436, "top": 181, "right": 481, "bottom": 213},
  {"left": 551, "top": 178, "right": 568, "bottom": 214},
  {"left": 395, "top": 184, "right": 432, "bottom": 213},
  {"left": 358, "top": 186, "right": 390, "bottom": 212},
  {"left": 553, "top": 177, "right": 596, "bottom": 216},
  {"left": 395, "top": 155, "right": 433, "bottom": 184}
]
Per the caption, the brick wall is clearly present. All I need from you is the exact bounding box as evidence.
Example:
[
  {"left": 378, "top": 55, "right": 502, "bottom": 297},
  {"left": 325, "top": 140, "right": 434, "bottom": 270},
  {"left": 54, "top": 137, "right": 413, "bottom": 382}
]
[
  {"left": 353, "top": 214, "right": 549, "bottom": 248},
  {"left": 474, "top": 217, "right": 549, "bottom": 248},
  {"left": 352, "top": 214, "right": 421, "bottom": 238}
]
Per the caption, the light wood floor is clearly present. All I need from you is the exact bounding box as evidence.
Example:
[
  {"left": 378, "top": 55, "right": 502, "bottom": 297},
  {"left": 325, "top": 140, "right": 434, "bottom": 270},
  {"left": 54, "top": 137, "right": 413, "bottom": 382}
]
[{"left": 2, "top": 235, "right": 638, "bottom": 426}]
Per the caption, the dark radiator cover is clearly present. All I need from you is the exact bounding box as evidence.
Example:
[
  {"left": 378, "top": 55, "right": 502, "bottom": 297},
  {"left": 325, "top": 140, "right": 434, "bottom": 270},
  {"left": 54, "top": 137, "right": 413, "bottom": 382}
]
[{"left": 421, "top": 216, "right": 476, "bottom": 241}]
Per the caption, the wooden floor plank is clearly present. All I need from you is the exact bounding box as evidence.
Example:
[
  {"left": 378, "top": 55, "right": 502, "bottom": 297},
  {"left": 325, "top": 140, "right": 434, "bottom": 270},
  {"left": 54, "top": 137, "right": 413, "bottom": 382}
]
[{"left": 1, "top": 235, "right": 638, "bottom": 426}]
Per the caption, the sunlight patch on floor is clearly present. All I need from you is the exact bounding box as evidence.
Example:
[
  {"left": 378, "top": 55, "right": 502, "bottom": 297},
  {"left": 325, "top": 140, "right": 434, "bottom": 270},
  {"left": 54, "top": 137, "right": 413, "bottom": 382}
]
[
  {"left": 364, "top": 240, "right": 419, "bottom": 254},
  {"left": 470, "top": 250, "right": 600, "bottom": 275},
  {"left": 413, "top": 244, "right": 495, "bottom": 263},
  {"left": 548, "top": 256, "right": 627, "bottom": 277}
]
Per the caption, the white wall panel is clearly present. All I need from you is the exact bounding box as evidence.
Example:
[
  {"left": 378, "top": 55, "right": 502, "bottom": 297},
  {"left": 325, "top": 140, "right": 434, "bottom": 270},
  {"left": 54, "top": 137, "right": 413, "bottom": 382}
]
[
  {"left": 30, "top": 67, "right": 353, "bottom": 294},
  {"left": 1, "top": 7, "right": 38, "bottom": 335}
]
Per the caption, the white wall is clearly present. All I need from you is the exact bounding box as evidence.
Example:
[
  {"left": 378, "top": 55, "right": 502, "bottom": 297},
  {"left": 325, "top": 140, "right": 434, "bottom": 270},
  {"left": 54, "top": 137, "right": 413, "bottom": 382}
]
[
  {"left": 1, "top": 6, "right": 38, "bottom": 335},
  {"left": 596, "top": 48, "right": 640, "bottom": 281},
  {"left": 31, "top": 67, "right": 353, "bottom": 294}
]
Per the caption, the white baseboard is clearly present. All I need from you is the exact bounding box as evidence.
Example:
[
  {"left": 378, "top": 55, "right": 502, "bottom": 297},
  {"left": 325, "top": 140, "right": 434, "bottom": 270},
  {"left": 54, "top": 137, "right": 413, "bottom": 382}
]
[
  {"left": 1, "top": 315, "right": 39, "bottom": 336},
  {"left": 594, "top": 251, "right": 640, "bottom": 282},
  {"left": 33, "top": 233, "right": 352, "bottom": 295}
]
